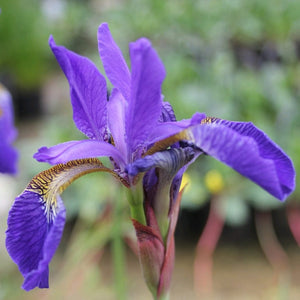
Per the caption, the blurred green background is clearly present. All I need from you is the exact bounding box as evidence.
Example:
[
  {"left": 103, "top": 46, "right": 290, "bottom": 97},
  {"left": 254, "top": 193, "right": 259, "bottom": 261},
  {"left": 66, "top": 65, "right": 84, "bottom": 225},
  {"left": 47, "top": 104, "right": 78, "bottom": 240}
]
[{"left": 0, "top": 0, "right": 299, "bottom": 299}]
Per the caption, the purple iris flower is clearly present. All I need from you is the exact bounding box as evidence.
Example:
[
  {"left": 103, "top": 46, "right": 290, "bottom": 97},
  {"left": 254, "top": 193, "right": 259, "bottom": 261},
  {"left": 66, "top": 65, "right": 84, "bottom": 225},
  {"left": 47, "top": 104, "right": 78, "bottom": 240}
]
[
  {"left": 6, "top": 23, "right": 295, "bottom": 296},
  {"left": 0, "top": 84, "right": 18, "bottom": 174}
]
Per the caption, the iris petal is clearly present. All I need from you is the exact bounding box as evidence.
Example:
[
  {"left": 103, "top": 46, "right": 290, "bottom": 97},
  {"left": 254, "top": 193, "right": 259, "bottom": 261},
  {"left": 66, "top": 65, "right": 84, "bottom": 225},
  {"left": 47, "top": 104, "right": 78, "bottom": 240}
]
[
  {"left": 148, "top": 112, "right": 206, "bottom": 146},
  {"left": 0, "top": 85, "right": 17, "bottom": 143},
  {"left": 107, "top": 89, "right": 128, "bottom": 158},
  {"left": 0, "top": 142, "right": 18, "bottom": 175},
  {"left": 34, "top": 140, "right": 125, "bottom": 168},
  {"left": 0, "top": 85, "right": 18, "bottom": 174},
  {"left": 98, "top": 23, "right": 131, "bottom": 102},
  {"left": 49, "top": 36, "right": 107, "bottom": 140},
  {"left": 144, "top": 116, "right": 295, "bottom": 201},
  {"left": 6, "top": 158, "right": 130, "bottom": 290},
  {"left": 127, "top": 38, "right": 166, "bottom": 158},
  {"left": 6, "top": 189, "right": 66, "bottom": 290},
  {"left": 126, "top": 147, "right": 195, "bottom": 179},
  {"left": 159, "top": 101, "right": 177, "bottom": 122},
  {"left": 215, "top": 119, "right": 295, "bottom": 196},
  {"left": 189, "top": 121, "right": 295, "bottom": 200}
]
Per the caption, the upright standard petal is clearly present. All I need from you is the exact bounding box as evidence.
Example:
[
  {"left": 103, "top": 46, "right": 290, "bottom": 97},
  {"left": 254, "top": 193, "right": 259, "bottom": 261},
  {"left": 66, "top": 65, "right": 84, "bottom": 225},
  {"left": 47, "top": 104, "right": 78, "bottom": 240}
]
[
  {"left": 49, "top": 36, "right": 107, "bottom": 140},
  {"left": 98, "top": 23, "right": 131, "bottom": 102},
  {"left": 0, "top": 84, "right": 18, "bottom": 174},
  {"left": 107, "top": 89, "right": 128, "bottom": 158},
  {"left": 126, "top": 38, "right": 166, "bottom": 159}
]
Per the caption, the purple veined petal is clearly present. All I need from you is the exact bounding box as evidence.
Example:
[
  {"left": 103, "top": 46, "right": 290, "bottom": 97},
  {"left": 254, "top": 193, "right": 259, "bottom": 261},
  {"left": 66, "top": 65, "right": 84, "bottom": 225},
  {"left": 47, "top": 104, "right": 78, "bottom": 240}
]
[
  {"left": 189, "top": 121, "right": 295, "bottom": 201},
  {"left": 148, "top": 112, "right": 206, "bottom": 145},
  {"left": 0, "top": 84, "right": 17, "bottom": 143},
  {"left": 215, "top": 119, "right": 295, "bottom": 197},
  {"left": 126, "top": 147, "right": 195, "bottom": 178},
  {"left": 126, "top": 38, "right": 166, "bottom": 159},
  {"left": 6, "top": 191, "right": 66, "bottom": 291},
  {"left": 159, "top": 101, "right": 177, "bottom": 123},
  {"left": 6, "top": 157, "right": 129, "bottom": 291},
  {"left": 34, "top": 140, "right": 125, "bottom": 168},
  {"left": 0, "top": 84, "right": 18, "bottom": 174},
  {"left": 108, "top": 89, "right": 128, "bottom": 159},
  {"left": 49, "top": 36, "right": 107, "bottom": 140},
  {"left": 0, "top": 142, "right": 18, "bottom": 174},
  {"left": 98, "top": 23, "right": 131, "bottom": 102}
]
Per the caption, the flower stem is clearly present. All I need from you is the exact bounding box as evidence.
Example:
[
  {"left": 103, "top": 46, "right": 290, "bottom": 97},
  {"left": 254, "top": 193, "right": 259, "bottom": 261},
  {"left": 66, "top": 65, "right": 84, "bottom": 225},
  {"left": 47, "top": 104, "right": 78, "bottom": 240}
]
[
  {"left": 194, "top": 197, "right": 224, "bottom": 297},
  {"left": 127, "top": 181, "right": 147, "bottom": 225},
  {"left": 286, "top": 205, "right": 300, "bottom": 247},
  {"left": 255, "top": 210, "right": 290, "bottom": 295},
  {"left": 157, "top": 293, "right": 170, "bottom": 300},
  {"left": 112, "top": 195, "right": 127, "bottom": 300},
  {"left": 153, "top": 182, "right": 171, "bottom": 243}
]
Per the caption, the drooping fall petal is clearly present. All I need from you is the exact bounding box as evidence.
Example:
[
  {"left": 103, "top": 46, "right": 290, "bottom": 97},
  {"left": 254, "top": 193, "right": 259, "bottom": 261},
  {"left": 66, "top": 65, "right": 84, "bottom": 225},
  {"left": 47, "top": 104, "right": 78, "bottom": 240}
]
[
  {"left": 144, "top": 118, "right": 295, "bottom": 201},
  {"left": 6, "top": 158, "right": 129, "bottom": 291},
  {"left": 190, "top": 120, "right": 295, "bottom": 200},
  {"left": 6, "top": 192, "right": 66, "bottom": 290},
  {"left": 214, "top": 119, "right": 295, "bottom": 197}
]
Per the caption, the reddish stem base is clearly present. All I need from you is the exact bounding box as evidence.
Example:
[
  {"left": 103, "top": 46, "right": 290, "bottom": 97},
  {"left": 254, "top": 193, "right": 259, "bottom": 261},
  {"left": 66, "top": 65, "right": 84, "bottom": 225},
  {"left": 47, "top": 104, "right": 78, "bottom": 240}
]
[
  {"left": 193, "top": 198, "right": 224, "bottom": 298},
  {"left": 287, "top": 205, "right": 300, "bottom": 247}
]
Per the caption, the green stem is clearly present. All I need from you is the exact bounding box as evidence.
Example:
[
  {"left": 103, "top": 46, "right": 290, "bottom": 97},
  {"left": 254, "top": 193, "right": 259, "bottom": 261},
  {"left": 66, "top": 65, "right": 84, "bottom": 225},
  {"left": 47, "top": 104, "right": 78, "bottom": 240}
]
[
  {"left": 112, "top": 196, "right": 127, "bottom": 300},
  {"left": 157, "top": 293, "right": 170, "bottom": 300},
  {"left": 127, "top": 180, "right": 147, "bottom": 225},
  {"left": 153, "top": 182, "right": 171, "bottom": 244}
]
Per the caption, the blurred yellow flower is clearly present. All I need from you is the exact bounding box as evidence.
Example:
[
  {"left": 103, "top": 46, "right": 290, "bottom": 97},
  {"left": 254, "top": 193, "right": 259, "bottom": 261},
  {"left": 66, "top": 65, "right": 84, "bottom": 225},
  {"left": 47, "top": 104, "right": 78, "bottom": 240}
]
[
  {"left": 205, "top": 170, "right": 224, "bottom": 194},
  {"left": 180, "top": 172, "right": 191, "bottom": 191}
]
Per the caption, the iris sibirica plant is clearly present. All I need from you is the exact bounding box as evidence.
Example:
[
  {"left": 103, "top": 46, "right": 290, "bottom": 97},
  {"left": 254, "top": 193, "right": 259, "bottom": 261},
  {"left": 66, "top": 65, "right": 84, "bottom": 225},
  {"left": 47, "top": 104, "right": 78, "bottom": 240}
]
[
  {"left": 0, "top": 84, "right": 18, "bottom": 174},
  {"left": 6, "top": 23, "right": 295, "bottom": 299}
]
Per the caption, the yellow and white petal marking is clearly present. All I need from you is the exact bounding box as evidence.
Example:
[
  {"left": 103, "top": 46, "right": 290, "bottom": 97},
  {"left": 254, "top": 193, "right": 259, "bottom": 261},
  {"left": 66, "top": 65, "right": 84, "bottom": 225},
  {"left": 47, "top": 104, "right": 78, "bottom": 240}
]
[{"left": 25, "top": 158, "right": 129, "bottom": 222}]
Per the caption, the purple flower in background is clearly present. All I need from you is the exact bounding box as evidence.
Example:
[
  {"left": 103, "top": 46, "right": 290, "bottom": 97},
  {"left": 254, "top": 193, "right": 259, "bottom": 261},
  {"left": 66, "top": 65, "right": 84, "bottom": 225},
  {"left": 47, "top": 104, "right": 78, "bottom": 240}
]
[
  {"left": 0, "top": 84, "right": 18, "bottom": 174},
  {"left": 6, "top": 23, "right": 295, "bottom": 298}
]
